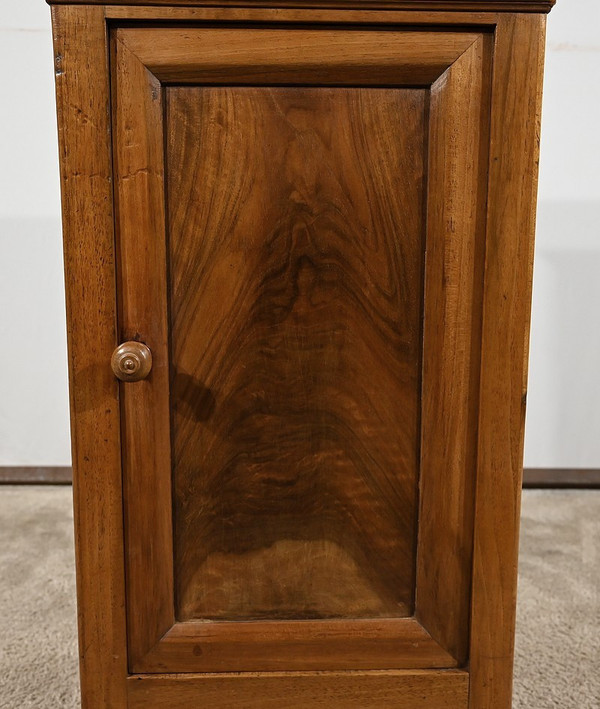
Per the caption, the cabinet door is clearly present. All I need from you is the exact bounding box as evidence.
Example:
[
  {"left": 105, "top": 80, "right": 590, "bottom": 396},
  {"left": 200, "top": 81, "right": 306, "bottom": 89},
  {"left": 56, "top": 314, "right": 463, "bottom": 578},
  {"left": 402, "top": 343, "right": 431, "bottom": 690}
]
[{"left": 112, "top": 25, "right": 490, "bottom": 679}]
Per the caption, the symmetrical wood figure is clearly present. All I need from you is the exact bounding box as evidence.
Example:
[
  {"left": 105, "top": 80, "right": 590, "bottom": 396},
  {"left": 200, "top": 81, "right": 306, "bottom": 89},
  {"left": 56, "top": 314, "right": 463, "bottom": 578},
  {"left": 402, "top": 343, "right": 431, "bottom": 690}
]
[
  {"left": 48, "top": 0, "right": 554, "bottom": 706},
  {"left": 168, "top": 86, "right": 425, "bottom": 622}
]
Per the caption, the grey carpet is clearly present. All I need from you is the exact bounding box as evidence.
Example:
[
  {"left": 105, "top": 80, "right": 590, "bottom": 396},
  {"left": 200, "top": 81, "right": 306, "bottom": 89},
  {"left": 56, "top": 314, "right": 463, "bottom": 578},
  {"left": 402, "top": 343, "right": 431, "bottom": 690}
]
[
  {"left": 0, "top": 487, "right": 79, "bottom": 709},
  {"left": 514, "top": 490, "right": 599, "bottom": 708},
  {"left": 0, "top": 487, "right": 598, "bottom": 708}
]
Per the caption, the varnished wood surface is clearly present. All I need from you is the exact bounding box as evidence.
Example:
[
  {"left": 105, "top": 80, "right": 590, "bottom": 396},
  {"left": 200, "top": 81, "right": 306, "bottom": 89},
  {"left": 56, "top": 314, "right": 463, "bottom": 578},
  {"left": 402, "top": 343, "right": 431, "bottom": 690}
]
[
  {"left": 113, "top": 25, "right": 480, "bottom": 675},
  {"left": 49, "top": 3, "right": 553, "bottom": 705},
  {"left": 167, "top": 86, "right": 426, "bottom": 622},
  {"left": 139, "top": 618, "right": 456, "bottom": 672},
  {"left": 118, "top": 27, "right": 479, "bottom": 86},
  {"left": 469, "top": 12, "right": 547, "bottom": 709},
  {"left": 48, "top": 0, "right": 555, "bottom": 12},
  {"left": 105, "top": 6, "right": 501, "bottom": 22},
  {"left": 50, "top": 5, "right": 128, "bottom": 707},
  {"left": 112, "top": 32, "right": 175, "bottom": 666},
  {"left": 416, "top": 35, "right": 491, "bottom": 664},
  {"left": 128, "top": 670, "right": 469, "bottom": 708}
]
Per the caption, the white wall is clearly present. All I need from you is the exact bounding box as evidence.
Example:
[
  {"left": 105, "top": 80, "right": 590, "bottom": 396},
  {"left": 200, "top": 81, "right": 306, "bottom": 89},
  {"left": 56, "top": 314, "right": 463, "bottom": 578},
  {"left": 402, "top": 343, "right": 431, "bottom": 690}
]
[
  {"left": 0, "top": 1, "right": 597, "bottom": 467},
  {"left": 0, "top": 3, "right": 70, "bottom": 465},
  {"left": 524, "top": 0, "right": 600, "bottom": 467}
]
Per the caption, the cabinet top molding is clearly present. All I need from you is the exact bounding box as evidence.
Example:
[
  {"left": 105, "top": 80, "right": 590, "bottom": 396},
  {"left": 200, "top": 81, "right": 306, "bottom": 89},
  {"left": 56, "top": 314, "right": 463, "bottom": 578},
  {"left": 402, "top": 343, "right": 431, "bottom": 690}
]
[{"left": 46, "top": 0, "right": 555, "bottom": 13}]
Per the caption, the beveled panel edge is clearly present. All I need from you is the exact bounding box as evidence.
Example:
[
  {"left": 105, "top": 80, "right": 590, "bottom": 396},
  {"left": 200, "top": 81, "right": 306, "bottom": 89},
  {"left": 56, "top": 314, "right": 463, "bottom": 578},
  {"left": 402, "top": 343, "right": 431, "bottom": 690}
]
[
  {"left": 134, "top": 618, "right": 458, "bottom": 673},
  {"left": 46, "top": 0, "right": 555, "bottom": 14},
  {"left": 115, "top": 26, "right": 482, "bottom": 87},
  {"left": 416, "top": 32, "right": 492, "bottom": 665}
]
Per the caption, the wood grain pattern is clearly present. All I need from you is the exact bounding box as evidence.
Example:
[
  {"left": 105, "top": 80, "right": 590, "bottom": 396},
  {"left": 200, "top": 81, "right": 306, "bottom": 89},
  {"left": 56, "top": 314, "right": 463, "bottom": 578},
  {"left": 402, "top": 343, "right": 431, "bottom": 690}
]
[
  {"left": 50, "top": 5, "right": 128, "bottom": 707},
  {"left": 128, "top": 670, "right": 469, "bottom": 709},
  {"left": 416, "top": 35, "right": 491, "bottom": 663},
  {"left": 167, "top": 86, "right": 426, "bottom": 622},
  {"left": 105, "top": 6, "right": 501, "bottom": 23},
  {"left": 112, "top": 34, "right": 175, "bottom": 666},
  {"left": 469, "top": 13, "right": 547, "bottom": 709},
  {"left": 141, "top": 617, "right": 456, "bottom": 672},
  {"left": 49, "top": 3, "right": 553, "bottom": 702},
  {"left": 48, "top": 0, "right": 555, "bottom": 12},
  {"left": 118, "top": 27, "right": 479, "bottom": 86},
  {"left": 113, "top": 25, "right": 485, "bottom": 677}
]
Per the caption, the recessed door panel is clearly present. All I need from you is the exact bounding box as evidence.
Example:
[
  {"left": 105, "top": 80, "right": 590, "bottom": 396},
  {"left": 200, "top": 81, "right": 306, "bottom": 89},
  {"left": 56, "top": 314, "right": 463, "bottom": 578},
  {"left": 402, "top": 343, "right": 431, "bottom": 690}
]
[{"left": 166, "top": 86, "right": 426, "bottom": 622}]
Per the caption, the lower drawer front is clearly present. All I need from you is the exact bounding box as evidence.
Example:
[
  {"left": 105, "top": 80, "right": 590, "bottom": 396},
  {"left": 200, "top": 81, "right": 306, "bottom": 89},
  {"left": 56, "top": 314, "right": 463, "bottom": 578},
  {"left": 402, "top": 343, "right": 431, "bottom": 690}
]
[{"left": 127, "top": 670, "right": 469, "bottom": 708}]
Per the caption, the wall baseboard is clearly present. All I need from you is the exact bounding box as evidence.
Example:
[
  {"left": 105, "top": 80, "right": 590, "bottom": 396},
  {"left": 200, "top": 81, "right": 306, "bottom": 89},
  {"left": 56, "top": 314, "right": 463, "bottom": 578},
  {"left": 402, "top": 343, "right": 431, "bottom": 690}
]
[
  {"left": 0, "top": 467, "right": 73, "bottom": 485},
  {"left": 522, "top": 468, "right": 600, "bottom": 489},
  {"left": 1, "top": 467, "right": 599, "bottom": 488}
]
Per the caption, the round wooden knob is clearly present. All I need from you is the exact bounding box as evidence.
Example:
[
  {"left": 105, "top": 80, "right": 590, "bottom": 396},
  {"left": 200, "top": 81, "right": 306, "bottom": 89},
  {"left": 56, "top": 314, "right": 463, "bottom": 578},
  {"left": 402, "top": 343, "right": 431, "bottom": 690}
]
[{"left": 111, "top": 341, "right": 152, "bottom": 382}]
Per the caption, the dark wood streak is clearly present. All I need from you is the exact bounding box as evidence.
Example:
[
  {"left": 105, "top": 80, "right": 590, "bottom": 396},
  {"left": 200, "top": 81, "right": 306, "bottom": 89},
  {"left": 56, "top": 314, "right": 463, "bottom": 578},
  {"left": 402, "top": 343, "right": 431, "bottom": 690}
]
[{"left": 166, "top": 87, "right": 426, "bottom": 622}]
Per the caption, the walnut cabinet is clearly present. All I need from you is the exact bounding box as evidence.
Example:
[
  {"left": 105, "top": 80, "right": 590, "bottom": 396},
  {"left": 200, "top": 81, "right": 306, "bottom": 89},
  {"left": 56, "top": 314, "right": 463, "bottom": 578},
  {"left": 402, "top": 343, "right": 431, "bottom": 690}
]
[{"left": 48, "top": 0, "right": 554, "bottom": 706}]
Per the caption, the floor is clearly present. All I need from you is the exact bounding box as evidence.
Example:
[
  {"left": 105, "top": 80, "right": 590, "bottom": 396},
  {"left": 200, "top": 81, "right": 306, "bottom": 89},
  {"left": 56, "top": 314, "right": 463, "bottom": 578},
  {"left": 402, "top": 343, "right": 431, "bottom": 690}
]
[{"left": 0, "top": 487, "right": 598, "bottom": 708}]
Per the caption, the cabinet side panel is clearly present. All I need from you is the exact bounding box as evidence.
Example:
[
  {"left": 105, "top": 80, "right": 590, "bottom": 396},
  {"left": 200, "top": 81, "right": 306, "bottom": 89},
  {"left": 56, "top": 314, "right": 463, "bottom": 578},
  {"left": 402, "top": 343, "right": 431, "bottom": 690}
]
[
  {"left": 470, "top": 13, "right": 547, "bottom": 709},
  {"left": 51, "top": 5, "right": 128, "bottom": 708}
]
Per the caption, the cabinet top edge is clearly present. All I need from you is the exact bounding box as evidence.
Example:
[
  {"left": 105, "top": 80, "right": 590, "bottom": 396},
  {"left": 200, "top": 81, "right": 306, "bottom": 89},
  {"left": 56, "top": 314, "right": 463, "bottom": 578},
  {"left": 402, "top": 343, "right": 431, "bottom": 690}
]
[{"left": 45, "top": 0, "right": 556, "bottom": 13}]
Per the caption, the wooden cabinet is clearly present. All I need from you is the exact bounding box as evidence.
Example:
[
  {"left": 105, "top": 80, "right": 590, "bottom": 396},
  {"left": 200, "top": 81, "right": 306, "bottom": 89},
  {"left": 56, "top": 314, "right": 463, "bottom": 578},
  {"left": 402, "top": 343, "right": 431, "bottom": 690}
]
[{"left": 49, "top": 1, "right": 554, "bottom": 706}]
